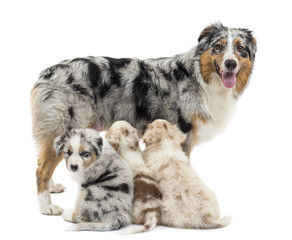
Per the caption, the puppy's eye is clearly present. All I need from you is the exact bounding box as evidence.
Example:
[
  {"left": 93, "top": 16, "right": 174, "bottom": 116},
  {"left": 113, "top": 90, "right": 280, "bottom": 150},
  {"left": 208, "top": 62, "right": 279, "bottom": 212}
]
[
  {"left": 237, "top": 45, "right": 244, "bottom": 52},
  {"left": 80, "top": 151, "right": 91, "bottom": 158},
  {"left": 214, "top": 44, "right": 223, "bottom": 51},
  {"left": 66, "top": 150, "right": 72, "bottom": 156}
]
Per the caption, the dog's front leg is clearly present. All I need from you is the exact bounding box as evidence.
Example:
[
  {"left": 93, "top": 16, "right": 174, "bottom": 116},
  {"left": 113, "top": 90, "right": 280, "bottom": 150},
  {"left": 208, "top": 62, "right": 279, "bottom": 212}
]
[
  {"left": 63, "top": 187, "right": 84, "bottom": 223},
  {"left": 63, "top": 192, "right": 83, "bottom": 223}
]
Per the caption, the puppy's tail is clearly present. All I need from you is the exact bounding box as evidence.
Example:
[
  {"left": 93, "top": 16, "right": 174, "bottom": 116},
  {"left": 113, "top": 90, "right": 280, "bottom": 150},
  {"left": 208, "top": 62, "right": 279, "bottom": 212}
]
[
  {"left": 205, "top": 216, "right": 232, "bottom": 229},
  {"left": 70, "top": 220, "right": 121, "bottom": 231},
  {"left": 121, "top": 211, "right": 159, "bottom": 235}
]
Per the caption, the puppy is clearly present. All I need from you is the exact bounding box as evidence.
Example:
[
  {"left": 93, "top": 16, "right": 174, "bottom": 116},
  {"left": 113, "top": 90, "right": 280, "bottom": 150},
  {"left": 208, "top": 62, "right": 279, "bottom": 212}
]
[
  {"left": 53, "top": 128, "right": 133, "bottom": 231},
  {"left": 106, "top": 121, "right": 161, "bottom": 234},
  {"left": 143, "top": 120, "right": 231, "bottom": 229}
]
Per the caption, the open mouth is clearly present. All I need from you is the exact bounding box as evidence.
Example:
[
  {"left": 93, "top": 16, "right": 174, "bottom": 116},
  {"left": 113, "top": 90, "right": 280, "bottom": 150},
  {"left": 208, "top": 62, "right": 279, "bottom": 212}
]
[{"left": 214, "top": 60, "right": 237, "bottom": 88}]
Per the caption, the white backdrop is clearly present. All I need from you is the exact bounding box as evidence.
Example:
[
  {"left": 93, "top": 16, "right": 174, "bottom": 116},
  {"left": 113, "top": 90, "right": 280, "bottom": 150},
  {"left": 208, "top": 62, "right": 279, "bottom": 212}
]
[{"left": 1, "top": 0, "right": 291, "bottom": 239}]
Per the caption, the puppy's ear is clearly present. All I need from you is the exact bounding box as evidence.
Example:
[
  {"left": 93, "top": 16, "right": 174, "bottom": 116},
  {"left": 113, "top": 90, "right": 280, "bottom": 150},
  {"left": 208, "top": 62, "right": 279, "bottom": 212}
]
[
  {"left": 173, "top": 125, "right": 186, "bottom": 143},
  {"left": 106, "top": 134, "right": 120, "bottom": 152},
  {"left": 92, "top": 137, "right": 103, "bottom": 156},
  {"left": 178, "top": 129, "right": 186, "bottom": 143},
  {"left": 168, "top": 125, "right": 186, "bottom": 144},
  {"left": 143, "top": 123, "right": 162, "bottom": 145},
  {"left": 142, "top": 131, "right": 154, "bottom": 145},
  {"left": 143, "top": 129, "right": 161, "bottom": 145},
  {"left": 125, "top": 128, "right": 139, "bottom": 150},
  {"left": 86, "top": 129, "right": 103, "bottom": 155},
  {"left": 53, "top": 134, "right": 67, "bottom": 156}
]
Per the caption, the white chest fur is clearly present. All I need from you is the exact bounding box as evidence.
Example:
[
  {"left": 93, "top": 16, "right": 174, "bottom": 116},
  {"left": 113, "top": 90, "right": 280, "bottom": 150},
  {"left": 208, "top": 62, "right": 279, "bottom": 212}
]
[{"left": 196, "top": 74, "right": 237, "bottom": 144}]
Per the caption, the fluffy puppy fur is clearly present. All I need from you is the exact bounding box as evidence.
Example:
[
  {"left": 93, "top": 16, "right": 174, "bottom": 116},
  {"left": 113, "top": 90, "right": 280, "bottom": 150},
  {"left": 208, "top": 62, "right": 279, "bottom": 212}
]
[
  {"left": 106, "top": 121, "right": 161, "bottom": 234},
  {"left": 54, "top": 129, "right": 133, "bottom": 231},
  {"left": 143, "top": 120, "right": 231, "bottom": 229}
]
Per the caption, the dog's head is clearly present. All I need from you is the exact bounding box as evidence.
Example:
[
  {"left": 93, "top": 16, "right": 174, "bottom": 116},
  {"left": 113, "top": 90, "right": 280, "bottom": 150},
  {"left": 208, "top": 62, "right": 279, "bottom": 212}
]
[
  {"left": 53, "top": 129, "right": 103, "bottom": 173},
  {"left": 142, "top": 119, "right": 186, "bottom": 149},
  {"left": 106, "top": 121, "right": 139, "bottom": 153},
  {"left": 196, "top": 22, "right": 257, "bottom": 94}
]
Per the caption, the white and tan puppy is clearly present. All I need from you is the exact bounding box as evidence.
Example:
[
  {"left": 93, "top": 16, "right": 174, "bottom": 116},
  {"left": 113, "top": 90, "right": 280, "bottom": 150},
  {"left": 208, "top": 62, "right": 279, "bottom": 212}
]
[
  {"left": 54, "top": 128, "right": 133, "bottom": 231},
  {"left": 143, "top": 120, "right": 231, "bottom": 229},
  {"left": 106, "top": 121, "right": 161, "bottom": 234}
]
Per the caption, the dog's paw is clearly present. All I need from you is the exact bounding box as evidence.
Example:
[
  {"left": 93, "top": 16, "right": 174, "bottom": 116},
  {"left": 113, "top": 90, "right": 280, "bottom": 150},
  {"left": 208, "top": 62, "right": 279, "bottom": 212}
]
[
  {"left": 49, "top": 183, "right": 66, "bottom": 193},
  {"left": 40, "top": 204, "right": 63, "bottom": 215},
  {"left": 65, "top": 224, "right": 78, "bottom": 231},
  {"left": 62, "top": 209, "right": 75, "bottom": 222}
]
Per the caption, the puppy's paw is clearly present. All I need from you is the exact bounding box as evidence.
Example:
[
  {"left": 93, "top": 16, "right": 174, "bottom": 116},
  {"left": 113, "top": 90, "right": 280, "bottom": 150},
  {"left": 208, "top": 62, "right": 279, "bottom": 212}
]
[
  {"left": 62, "top": 209, "right": 75, "bottom": 222},
  {"left": 49, "top": 183, "right": 66, "bottom": 193},
  {"left": 215, "top": 216, "right": 232, "bottom": 228},
  {"left": 65, "top": 224, "right": 78, "bottom": 231},
  {"left": 40, "top": 204, "right": 63, "bottom": 215}
]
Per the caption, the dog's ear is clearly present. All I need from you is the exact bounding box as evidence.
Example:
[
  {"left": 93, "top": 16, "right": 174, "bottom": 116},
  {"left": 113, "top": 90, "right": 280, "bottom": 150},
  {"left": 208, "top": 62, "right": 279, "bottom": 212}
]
[
  {"left": 86, "top": 129, "right": 103, "bottom": 155},
  {"left": 142, "top": 130, "right": 154, "bottom": 145},
  {"left": 167, "top": 124, "right": 186, "bottom": 144},
  {"left": 125, "top": 128, "right": 139, "bottom": 150},
  {"left": 198, "top": 25, "right": 214, "bottom": 42},
  {"left": 198, "top": 22, "right": 224, "bottom": 42},
  {"left": 93, "top": 137, "right": 103, "bottom": 155},
  {"left": 239, "top": 28, "right": 257, "bottom": 62},
  {"left": 249, "top": 37, "right": 257, "bottom": 62},
  {"left": 90, "top": 135, "right": 103, "bottom": 156},
  {"left": 53, "top": 134, "right": 67, "bottom": 156},
  {"left": 106, "top": 133, "right": 120, "bottom": 152},
  {"left": 143, "top": 128, "right": 162, "bottom": 146}
]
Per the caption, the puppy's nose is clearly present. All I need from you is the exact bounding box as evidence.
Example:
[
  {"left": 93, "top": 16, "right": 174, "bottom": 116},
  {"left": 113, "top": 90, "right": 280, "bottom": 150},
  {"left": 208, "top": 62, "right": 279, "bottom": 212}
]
[
  {"left": 225, "top": 59, "right": 237, "bottom": 71},
  {"left": 70, "top": 164, "right": 78, "bottom": 172}
]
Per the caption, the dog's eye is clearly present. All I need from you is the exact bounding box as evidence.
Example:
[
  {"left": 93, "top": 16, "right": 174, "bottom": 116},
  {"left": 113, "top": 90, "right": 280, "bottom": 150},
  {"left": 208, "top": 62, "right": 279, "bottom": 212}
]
[
  {"left": 66, "top": 150, "right": 72, "bottom": 156},
  {"left": 237, "top": 45, "right": 244, "bottom": 52},
  {"left": 214, "top": 44, "right": 223, "bottom": 51},
  {"left": 80, "top": 151, "right": 91, "bottom": 158}
]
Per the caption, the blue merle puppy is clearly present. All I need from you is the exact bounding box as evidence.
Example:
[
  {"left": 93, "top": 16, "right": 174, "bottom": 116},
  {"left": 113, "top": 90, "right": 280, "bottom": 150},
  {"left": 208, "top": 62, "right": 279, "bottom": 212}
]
[{"left": 53, "top": 129, "right": 133, "bottom": 231}]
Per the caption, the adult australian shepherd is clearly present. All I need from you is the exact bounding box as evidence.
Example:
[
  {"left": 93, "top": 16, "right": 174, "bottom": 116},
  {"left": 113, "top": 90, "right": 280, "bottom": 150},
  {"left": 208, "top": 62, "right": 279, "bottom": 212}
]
[{"left": 31, "top": 22, "right": 257, "bottom": 215}]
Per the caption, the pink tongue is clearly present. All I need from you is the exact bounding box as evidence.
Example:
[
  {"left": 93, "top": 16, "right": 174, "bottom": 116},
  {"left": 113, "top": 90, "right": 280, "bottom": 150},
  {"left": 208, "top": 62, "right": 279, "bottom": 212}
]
[{"left": 222, "top": 72, "right": 236, "bottom": 88}]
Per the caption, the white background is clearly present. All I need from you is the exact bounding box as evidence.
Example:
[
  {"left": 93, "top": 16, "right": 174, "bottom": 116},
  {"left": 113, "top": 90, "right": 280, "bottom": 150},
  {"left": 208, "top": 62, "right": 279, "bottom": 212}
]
[{"left": 1, "top": 0, "right": 291, "bottom": 239}]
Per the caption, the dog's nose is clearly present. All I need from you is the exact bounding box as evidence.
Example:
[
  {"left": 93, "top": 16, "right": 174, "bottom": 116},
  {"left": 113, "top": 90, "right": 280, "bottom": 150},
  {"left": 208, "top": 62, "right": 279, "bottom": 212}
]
[
  {"left": 224, "top": 59, "right": 237, "bottom": 71},
  {"left": 70, "top": 164, "right": 78, "bottom": 172}
]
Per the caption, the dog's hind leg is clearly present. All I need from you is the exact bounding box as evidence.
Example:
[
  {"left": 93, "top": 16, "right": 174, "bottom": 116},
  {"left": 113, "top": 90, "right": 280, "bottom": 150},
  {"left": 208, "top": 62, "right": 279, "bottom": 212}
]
[
  {"left": 36, "top": 139, "right": 64, "bottom": 215},
  {"left": 49, "top": 178, "right": 65, "bottom": 193},
  {"left": 31, "top": 83, "right": 96, "bottom": 215}
]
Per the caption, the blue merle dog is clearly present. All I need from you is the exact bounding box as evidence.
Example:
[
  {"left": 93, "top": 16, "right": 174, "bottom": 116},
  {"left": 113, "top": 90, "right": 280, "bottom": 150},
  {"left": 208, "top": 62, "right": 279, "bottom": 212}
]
[{"left": 31, "top": 22, "right": 256, "bottom": 215}]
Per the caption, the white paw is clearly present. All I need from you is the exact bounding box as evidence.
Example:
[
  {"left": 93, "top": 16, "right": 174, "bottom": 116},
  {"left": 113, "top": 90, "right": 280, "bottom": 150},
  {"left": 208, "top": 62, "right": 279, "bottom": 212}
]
[
  {"left": 65, "top": 224, "right": 78, "bottom": 231},
  {"left": 49, "top": 183, "right": 66, "bottom": 193},
  {"left": 40, "top": 204, "right": 63, "bottom": 215},
  {"left": 63, "top": 209, "right": 74, "bottom": 222}
]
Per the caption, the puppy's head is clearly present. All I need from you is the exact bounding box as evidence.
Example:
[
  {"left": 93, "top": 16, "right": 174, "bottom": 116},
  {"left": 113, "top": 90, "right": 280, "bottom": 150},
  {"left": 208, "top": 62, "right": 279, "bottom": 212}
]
[
  {"left": 196, "top": 22, "right": 257, "bottom": 94},
  {"left": 106, "top": 121, "right": 139, "bottom": 153},
  {"left": 53, "top": 129, "right": 103, "bottom": 173},
  {"left": 142, "top": 119, "right": 186, "bottom": 149}
]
